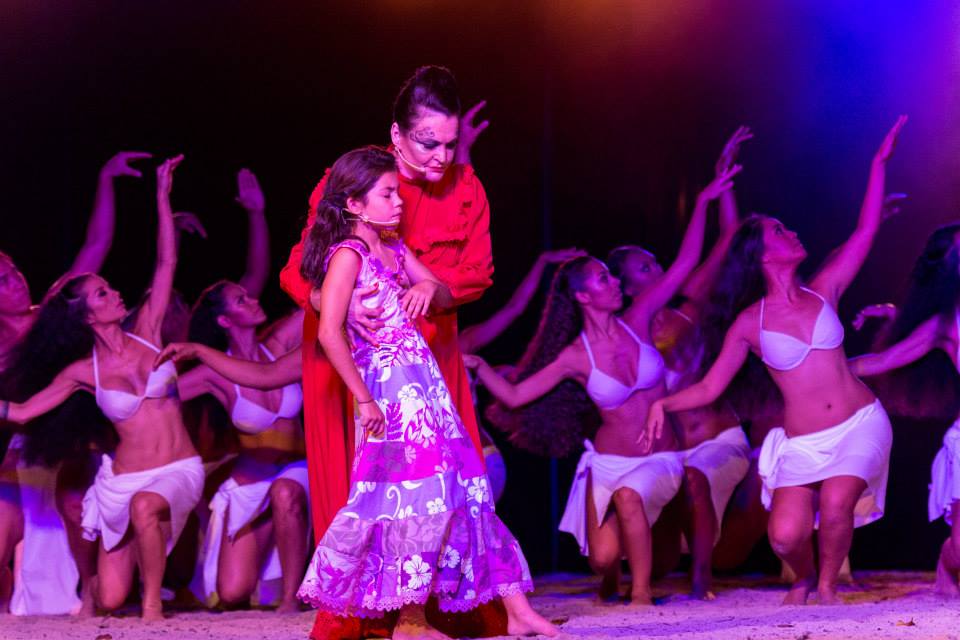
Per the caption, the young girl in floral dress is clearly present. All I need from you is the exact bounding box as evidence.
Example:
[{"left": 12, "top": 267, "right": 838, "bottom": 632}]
[{"left": 294, "top": 146, "right": 556, "bottom": 640}]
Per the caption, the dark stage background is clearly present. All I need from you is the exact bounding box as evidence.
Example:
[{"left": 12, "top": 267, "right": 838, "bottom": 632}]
[{"left": 3, "top": 1, "right": 960, "bottom": 574}]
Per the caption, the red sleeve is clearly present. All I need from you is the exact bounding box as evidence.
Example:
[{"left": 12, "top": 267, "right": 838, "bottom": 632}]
[
  {"left": 279, "top": 172, "right": 330, "bottom": 309},
  {"left": 430, "top": 167, "right": 494, "bottom": 307}
]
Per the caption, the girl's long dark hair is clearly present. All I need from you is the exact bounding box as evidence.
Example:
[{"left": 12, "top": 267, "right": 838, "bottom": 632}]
[
  {"left": 871, "top": 223, "right": 960, "bottom": 418},
  {"left": 699, "top": 215, "right": 783, "bottom": 424},
  {"left": 300, "top": 146, "right": 397, "bottom": 287},
  {"left": 485, "top": 257, "right": 601, "bottom": 458},
  {"left": 1, "top": 274, "right": 115, "bottom": 466}
]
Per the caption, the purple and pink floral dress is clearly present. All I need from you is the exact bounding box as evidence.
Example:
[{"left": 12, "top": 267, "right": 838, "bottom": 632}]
[{"left": 297, "top": 238, "right": 533, "bottom": 617}]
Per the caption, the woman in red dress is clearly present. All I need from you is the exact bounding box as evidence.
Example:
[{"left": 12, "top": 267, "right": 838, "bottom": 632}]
[{"left": 280, "top": 66, "right": 498, "bottom": 639}]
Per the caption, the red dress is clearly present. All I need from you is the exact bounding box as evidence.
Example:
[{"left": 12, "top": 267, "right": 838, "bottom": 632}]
[{"left": 280, "top": 163, "right": 500, "bottom": 639}]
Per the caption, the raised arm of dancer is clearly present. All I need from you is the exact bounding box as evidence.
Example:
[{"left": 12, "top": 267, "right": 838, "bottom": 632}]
[
  {"left": 66, "top": 151, "right": 152, "bottom": 277},
  {"left": 454, "top": 100, "right": 489, "bottom": 166},
  {"left": 134, "top": 155, "right": 182, "bottom": 342},
  {"left": 156, "top": 343, "right": 302, "bottom": 390},
  {"left": 459, "top": 248, "right": 585, "bottom": 354},
  {"left": 1, "top": 360, "right": 90, "bottom": 424},
  {"left": 626, "top": 164, "right": 741, "bottom": 325},
  {"left": 318, "top": 248, "right": 385, "bottom": 436},
  {"left": 235, "top": 168, "right": 270, "bottom": 299},
  {"left": 642, "top": 316, "right": 752, "bottom": 449},
  {"left": 677, "top": 128, "right": 751, "bottom": 315},
  {"left": 463, "top": 350, "right": 579, "bottom": 409},
  {"left": 849, "top": 315, "right": 940, "bottom": 378},
  {"left": 400, "top": 244, "right": 455, "bottom": 318},
  {"left": 810, "top": 116, "right": 907, "bottom": 301}
]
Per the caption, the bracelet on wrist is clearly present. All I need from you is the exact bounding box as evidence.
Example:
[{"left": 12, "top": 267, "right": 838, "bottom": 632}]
[{"left": 357, "top": 398, "right": 375, "bottom": 405}]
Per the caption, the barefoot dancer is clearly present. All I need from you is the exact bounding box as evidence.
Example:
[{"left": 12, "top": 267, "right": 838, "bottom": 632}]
[
  {"left": 0, "top": 151, "right": 150, "bottom": 615},
  {"left": 292, "top": 146, "right": 556, "bottom": 638},
  {"left": 849, "top": 223, "right": 960, "bottom": 596},
  {"left": 645, "top": 117, "right": 907, "bottom": 604},
  {"left": 471, "top": 167, "right": 740, "bottom": 604},
  {"left": 0, "top": 156, "right": 203, "bottom": 620},
  {"left": 609, "top": 127, "right": 753, "bottom": 599},
  {"left": 176, "top": 289, "right": 307, "bottom": 611},
  {"left": 459, "top": 247, "right": 587, "bottom": 501}
]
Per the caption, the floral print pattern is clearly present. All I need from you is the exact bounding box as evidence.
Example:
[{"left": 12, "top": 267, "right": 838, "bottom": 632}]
[{"left": 298, "top": 239, "right": 533, "bottom": 616}]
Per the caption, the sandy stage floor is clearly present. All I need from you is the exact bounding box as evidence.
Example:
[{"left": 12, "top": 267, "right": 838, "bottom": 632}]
[{"left": 1, "top": 572, "right": 958, "bottom": 640}]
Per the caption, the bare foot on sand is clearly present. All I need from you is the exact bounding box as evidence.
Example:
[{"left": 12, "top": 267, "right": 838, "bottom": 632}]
[
  {"left": 597, "top": 571, "right": 620, "bottom": 603},
  {"left": 782, "top": 577, "right": 815, "bottom": 605},
  {"left": 141, "top": 601, "right": 164, "bottom": 622},
  {"left": 504, "top": 593, "right": 560, "bottom": 637},
  {"left": 276, "top": 598, "right": 302, "bottom": 614},
  {"left": 935, "top": 552, "right": 960, "bottom": 598},
  {"left": 625, "top": 589, "right": 654, "bottom": 608},
  {"left": 76, "top": 577, "right": 96, "bottom": 617},
  {"left": 816, "top": 585, "right": 841, "bottom": 605},
  {"left": 393, "top": 606, "right": 451, "bottom": 640},
  {"left": 506, "top": 608, "right": 560, "bottom": 636}
]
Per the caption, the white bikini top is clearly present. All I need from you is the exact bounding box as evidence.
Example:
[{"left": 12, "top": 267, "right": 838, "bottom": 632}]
[
  {"left": 581, "top": 319, "right": 665, "bottom": 410},
  {"left": 228, "top": 343, "right": 303, "bottom": 435},
  {"left": 759, "top": 287, "right": 844, "bottom": 371},
  {"left": 93, "top": 333, "right": 178, "bottom": 422}
]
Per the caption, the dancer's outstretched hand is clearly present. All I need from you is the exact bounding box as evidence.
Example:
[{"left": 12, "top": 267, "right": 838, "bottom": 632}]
[
  {"left": 235, "top": 168, "right": 265, "bottom": 212},
  {"left": 698, "top": 164, "right": 742, "bottom": 203},
  {"left": 874, "top": 115, "right": 908, "bottom": 165},
  {"left": 852, "top": 303, "right": 897, "bottom": 331},
  {"left": 882, "top": 193, "right": 908, "bottom": 221},
  {"left": 153, "top": 342, "right": 200, "bottom": 369},
  {"left": 157, "top": 154, "right": 184, "bottom": 196},
  {"left": 173, "top": 212, "right": 208, "bottom": 239},
  {"left": 638, "top": 400, "right": 666, "bottom": 455},
  {"left": 715, "top": 126, "right": 752, "bottom": 177},
  {"left": 101, "top": 151, "right": 153, "bottom": 179},
  {"left": 358, "top": 400, "right": 385, "bottom": 438},
  {"left": 540, "top": 247, "right": 588, "bottom": 265},
  {"left": 462, "top": 354, "right": 485, "bottom": 370}
]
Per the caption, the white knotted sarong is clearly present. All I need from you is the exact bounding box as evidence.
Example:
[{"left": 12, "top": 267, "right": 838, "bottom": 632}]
[
  {"left": 680, "top": 426, "right": 751, "bottom": 541},
  {"left": 929, "top": 419, "right": 960, "bottom": 525},
  {"left": 81, "top": 454, "right": 204, "bottom": 553},
  {"left": 758, "top": 400, "right": 892, "bottom": 528},
  {"left": 559, "top": 440, "right": 683, "bottom": 555},
  {"left": 202, "top": 459, "right": 310, "bottom": 604},
  {"left": 7, "top": 435, "right": 82, "bottom": 615}
]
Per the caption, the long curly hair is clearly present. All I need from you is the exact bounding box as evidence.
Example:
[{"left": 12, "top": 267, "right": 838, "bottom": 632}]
[
  {"left": 872, "top": 223, "right": 960, "bottom": 418},
  {"left": 485, "top": 256, "right": 601, "bottom": 457},
  {"left": 699, "top": 215, "right": 783, "bottom": 423},
  {"left": 300, "top": 146, "right": 397, "bottom": 287},
  {"left": 1, "top": 274, "right": 115, "bottom": 466}
]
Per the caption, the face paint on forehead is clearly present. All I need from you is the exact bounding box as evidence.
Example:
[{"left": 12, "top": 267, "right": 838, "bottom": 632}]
[{"left": 409, "top": 127, "right": 436, "bottom": 144}]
